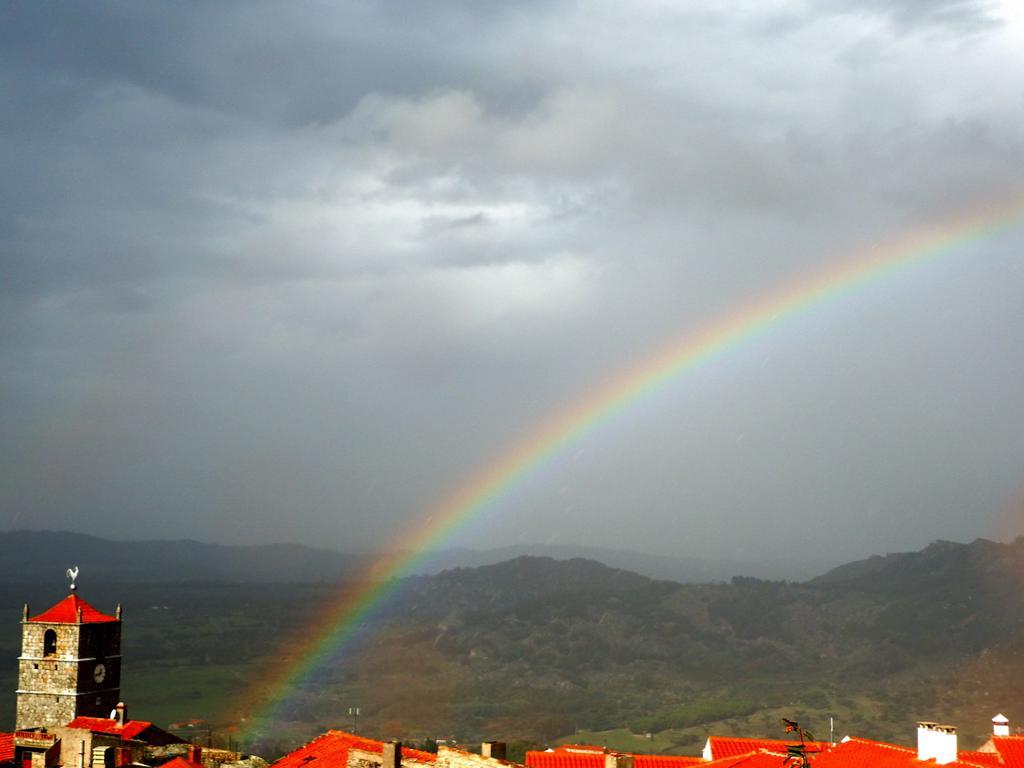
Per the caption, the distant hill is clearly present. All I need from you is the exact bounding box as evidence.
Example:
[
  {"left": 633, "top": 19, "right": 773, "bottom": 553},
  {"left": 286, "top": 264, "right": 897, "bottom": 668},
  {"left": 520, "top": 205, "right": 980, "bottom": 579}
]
[
  {"left": 811, "top": 537, "right": 1024, "bottom": 593},
  {"left": 0, "top": 530, "right": 839, "bottom": 584},
  {"left": 407, "top": 544, "right": 839, "bottom": 583},
  {"left": 3, "top": 537, "right": 1024, "bottom": 753},
  {"left": 0, "top": 530, "right": 360, "bottom": 583},
  {"left": 372, "top": 542, "right": 1024, "bottom": 748}
]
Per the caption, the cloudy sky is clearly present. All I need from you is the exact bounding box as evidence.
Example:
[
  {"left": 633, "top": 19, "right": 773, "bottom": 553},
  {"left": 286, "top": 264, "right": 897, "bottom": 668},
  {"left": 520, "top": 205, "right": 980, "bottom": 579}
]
[{"left": 2, "top": 0, "right": 1024, "bottom": 563}]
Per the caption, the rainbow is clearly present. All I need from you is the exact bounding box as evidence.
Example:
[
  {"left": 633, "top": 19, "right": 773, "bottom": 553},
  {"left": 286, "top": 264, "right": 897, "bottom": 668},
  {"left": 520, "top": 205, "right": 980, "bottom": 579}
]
[{"left": 237, "top": 195, "right": 1024, "bottom": 735}]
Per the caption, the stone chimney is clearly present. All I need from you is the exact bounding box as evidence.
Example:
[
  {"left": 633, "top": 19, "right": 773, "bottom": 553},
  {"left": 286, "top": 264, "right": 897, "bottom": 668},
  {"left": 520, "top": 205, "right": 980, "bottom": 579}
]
[
  {"left": 604, "top": 754, "right": 634, "bottom": 768},
  {"left": 188, "top": 745, "right": 203, "bottom": 766},
  {"left": 917, "top": 722, "right": 957, "bottom": 765},
  {"left": 481, "top": 743, "right": 506, "bottom": 761},
  {"left": 114, "top": 702, "right": 127, "bottom": 727},
  {"left": 382, "top": 741, "right": 402, "bottom": 768},
  {"left": 993, "top": 714, "right": 1010, "bottom": 737}
]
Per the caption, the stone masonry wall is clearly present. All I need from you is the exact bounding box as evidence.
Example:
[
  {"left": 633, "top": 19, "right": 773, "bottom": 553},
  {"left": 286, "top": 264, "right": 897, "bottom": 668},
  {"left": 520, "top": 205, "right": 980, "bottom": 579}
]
[
  {"left": 16, "top": 619, "right": 122, "bottom": 729},
  {"left": 16, "top": 691, "right": 78, "bottom": 730},
  {"left": 437, "top": 747, "right": 517, "bottom": 768},
  {"left": 22, "top": 623, "right": 81, "bottom": 660}
]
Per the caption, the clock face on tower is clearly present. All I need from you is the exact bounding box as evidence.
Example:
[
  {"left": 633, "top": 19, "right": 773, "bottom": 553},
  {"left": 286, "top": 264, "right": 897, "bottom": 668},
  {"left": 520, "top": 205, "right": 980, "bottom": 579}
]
[{"left": 93, "top": 663, "right": 106, "bottom": 684}]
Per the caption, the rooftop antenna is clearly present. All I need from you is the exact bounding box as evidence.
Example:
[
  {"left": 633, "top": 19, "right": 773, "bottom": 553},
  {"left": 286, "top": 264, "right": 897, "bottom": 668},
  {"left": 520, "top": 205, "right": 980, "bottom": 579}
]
[{"left": 66, "top": 566, "right": 80, "bottom": 592}]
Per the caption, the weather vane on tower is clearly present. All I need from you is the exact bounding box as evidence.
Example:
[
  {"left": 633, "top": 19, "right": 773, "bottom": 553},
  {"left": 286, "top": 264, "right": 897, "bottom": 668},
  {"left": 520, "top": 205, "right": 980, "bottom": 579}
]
[{"left": 66, "top": 566, "right": 79, "bottom": 592}]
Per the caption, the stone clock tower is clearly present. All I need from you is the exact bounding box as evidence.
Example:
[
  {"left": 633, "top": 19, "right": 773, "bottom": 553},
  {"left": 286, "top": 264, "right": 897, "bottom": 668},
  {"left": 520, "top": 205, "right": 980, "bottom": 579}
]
[{"left": 15, "top": 580, "right": 122, "bottom": 730}]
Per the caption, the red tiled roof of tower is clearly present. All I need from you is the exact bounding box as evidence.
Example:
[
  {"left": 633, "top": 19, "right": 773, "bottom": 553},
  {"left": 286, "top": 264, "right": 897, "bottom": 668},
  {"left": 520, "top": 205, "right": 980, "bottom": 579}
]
[
  {"left": 272, "top": 731, "right": 437, "bottom": 768},
  {"left": 705, "top": 737, "right": 829, "bottom": 760},
  {"left": 28, "top": 595, "right": 118, "bottom": 624},
  {"left": 988, "top": 737, "right": 1024, "bottom": 768},
  {"left": 65, "top": 716, "right": 153, "bottom": 740},
  {"left": 0, "top": 733, "right": 13, "bottom": 764}
]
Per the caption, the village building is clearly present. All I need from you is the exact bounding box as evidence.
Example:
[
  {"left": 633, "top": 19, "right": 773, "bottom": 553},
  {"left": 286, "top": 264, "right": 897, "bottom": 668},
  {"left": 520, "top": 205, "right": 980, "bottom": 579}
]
[
  {"left": 271, "top": 731, "right": 526, "bottom": 768},
  {"left": 16, "top": 591, "right": 123, "bottom": 730},
  {"left": 5, "top": 577, "right": 187, "bottom": 768},
  {"left": 526, "top": 743, "right": 704, "bottom": 768},
  {"left": 271, "top": 716, "right": 1024, "bottom": 768},
  {"left": 689, "top": 719, "right": 1024, "bottom": 768}
]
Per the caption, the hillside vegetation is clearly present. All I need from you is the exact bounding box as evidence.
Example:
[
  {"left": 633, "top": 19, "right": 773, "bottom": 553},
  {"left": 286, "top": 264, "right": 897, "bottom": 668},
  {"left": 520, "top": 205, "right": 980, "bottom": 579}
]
[{"left": 4, "top": 538, "right": 1024, "bottom": 759}]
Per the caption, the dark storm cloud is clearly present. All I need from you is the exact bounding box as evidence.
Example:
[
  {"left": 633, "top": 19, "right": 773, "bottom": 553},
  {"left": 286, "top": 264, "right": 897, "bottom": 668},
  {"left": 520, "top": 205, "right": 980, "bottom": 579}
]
[{"left": 2, "top": 0, "right": 1023, "bottom": 561}]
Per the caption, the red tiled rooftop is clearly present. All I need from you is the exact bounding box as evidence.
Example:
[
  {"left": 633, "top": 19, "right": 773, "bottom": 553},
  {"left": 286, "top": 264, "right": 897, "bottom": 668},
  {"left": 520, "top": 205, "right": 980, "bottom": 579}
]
[
  {"left": 958, "top": 752, "right": 1003, "bottom": 767},
  {"left": 272, "top": 731, "right": 437, "bottom": 768},
  {"left": 989, "top": 737, "right": 1024, "bottom": 768},
  {"left": 706, "top": 737, "right": 828, "bottom": 761},
  {"left": 527, "top": 750, "right": 603, "bottom": 768},
  {"left": 807, "top": 737, "right": 996, "bottom": 768},
  {"left": 160, "top": 758, "right": 202, "bottom": 768},
  {"left": 700, "top": 751, "right": 789, "bottom": 768},
  {"left": 65, "top": 716, "right": 153, "bottom": 741},
  {"left": 28, "top": 595, "right": 117, "bottom": 624},
  {"left": 635, "top": 756, "right": 705, "bottom": 768},
  {"left": 528, "top": 748, "right": 703, "bottom": 768}
]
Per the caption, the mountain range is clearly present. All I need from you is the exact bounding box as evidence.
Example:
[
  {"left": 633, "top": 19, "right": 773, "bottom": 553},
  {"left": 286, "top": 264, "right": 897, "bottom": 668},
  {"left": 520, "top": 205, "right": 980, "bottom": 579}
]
[
  {"left": 0, "top": 530, "right": 839, "bottom": 584},
  {"left": 4, "top": 532, "right": 1024, "bottom": 757}
]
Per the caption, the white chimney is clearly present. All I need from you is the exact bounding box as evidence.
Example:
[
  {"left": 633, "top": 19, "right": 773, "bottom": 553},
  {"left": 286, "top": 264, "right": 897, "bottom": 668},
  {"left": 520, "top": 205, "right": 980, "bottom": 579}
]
[
  {"left": 993, "top": 714, "right": 1010, "bottom": 737},
  {"left": 917, "top": 722, "right": 957, "bottom": 765}
]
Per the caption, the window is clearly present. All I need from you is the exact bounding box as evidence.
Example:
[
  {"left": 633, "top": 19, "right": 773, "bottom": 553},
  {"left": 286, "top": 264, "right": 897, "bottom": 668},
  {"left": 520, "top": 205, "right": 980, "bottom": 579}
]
[{"left": 43, "top": 629, "right": 57, "bottom": 657}]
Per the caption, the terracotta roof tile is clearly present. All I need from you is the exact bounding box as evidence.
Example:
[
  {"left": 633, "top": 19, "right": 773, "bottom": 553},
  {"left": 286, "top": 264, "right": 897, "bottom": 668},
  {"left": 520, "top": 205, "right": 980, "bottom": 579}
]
[
  {"left": 958, "top": 752, "right": 1003, "bottom": 767},
  {"left": 272, "top": 731, "right": 437, "bottom": 768},
  {"left": 160, "top": 758, "right": 202, "bottom": 768},
  {"left": 706, "top": 738, "right": 827, "bottom": 761},
  {"left": 0, "top": 733, "right": 13, "bottom": 764},
  {"left": 29, "top": 595, "right": 117, "bottom": 624},
  {"left": 527, "top": 752, "right": 602, "bottom": 768},
  {"left": 635, "top": 756, "right": 705, "bottom": 768},
  {"left": 528, "top": 749, "right": 703, "bottom": 768},
  {"left": 65, "top": 717, "right": 153, "bottom": 740},
  {"left": 808, "top": 737, "right": 993, "bottom": 768},
  {"left": 700, "top": 751, "right": 789, "bottom": 768},
  {"left": 985, "top": 738, "right": 1024, "bottom": 768}
]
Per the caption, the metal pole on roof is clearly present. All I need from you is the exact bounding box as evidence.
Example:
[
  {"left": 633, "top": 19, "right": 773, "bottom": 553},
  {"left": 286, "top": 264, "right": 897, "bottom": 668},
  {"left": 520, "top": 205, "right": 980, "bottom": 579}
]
[{"left": 349, "top": 707, "right": 360, "bottom": 734}]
